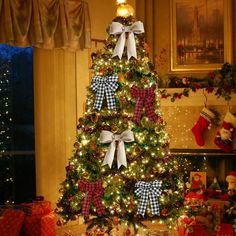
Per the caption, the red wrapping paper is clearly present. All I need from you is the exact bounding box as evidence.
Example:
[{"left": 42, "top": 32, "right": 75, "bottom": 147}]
[
  {"left": 21, "top": 212, "right": 56, "bottom": 236},
  {"left": 0, "top": 209, "right": 25, "bottom": 236},
  {"left": 21, "top": 200, "right": 52, "bottom": 216},
  {"left": 178, "top": 223, "right": 235, "bottom": 236}
]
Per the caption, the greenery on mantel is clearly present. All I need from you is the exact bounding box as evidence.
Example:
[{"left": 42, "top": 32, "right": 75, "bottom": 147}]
[{"left": 159, "top": 63, "right": 236, "bottom": 102}]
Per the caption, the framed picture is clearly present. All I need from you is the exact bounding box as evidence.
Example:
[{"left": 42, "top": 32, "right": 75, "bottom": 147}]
[
  {"left": 170, "top": 0, "right": 232, "bottom": 71},
  {"left": 190, "top": 171, "right": 207, "bottom": 189}
]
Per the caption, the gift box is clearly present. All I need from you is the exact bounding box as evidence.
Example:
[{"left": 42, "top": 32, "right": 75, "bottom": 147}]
[
  {"left": 21, "top": 200, "right": 52, "bottom": 216},
  {"left": 21, "top": 212, "right": 56, "bottom": 236},
  {"left": 0, "top": 209, "right": 25, "bottom": 236},
  {"left": 178, "top": 223, "right": 235, "bottom": 236},
  {"left": 184, "top": 192, "right": 207, "bottom": 206}
]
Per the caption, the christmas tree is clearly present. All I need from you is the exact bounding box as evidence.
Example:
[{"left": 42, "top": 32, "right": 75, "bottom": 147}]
[{"left": 57, "top": 1, "right": 184, "bottom": 233}]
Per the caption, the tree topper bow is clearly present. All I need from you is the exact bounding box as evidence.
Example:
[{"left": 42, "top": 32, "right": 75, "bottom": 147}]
[{"left": 109, "top": 21, "right": 144, "bottom": 59}]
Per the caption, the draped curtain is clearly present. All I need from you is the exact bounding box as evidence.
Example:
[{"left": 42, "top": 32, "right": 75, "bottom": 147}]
[{"left": 0, "top": 0, "right": 91, "bottom": 50}]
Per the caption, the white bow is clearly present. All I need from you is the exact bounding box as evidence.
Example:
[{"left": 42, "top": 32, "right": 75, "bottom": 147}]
[
  {"left": 109, "top": 21, "right": 144, "bottom": 60},
  {"left": 100, "top": 130, "right": 134, "bottom": 169}
]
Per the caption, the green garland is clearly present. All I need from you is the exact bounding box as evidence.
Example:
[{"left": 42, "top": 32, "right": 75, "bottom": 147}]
[{"left": 159, "top": 63, "right": 236, "bottom": 102}]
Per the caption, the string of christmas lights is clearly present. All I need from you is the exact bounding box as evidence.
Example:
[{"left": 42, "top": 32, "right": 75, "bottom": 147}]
[{"left": 0, "top": 61, "right": 14, "bottom": 204}]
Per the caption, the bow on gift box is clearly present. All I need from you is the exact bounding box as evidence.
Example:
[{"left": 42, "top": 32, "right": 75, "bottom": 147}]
[
  {"left": 91, "top": 75, "right": 119, "bottom": 111},
  {"left": 134, "top": 180, "right": 162, "bottom": 217},
  {"left": 131, "top": 85, "right": 157, "bottom": 123},
  {"left": 109, "top": 21, "right": 144, "bottom": 59},
  {"left": 79, "top": 180, "right": 105, "bottom": 216},
  {"left": 100, "top": 130, "right": 134, "bottom": 169}
]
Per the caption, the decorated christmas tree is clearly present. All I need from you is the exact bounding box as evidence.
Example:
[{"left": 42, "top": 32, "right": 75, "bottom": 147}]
[{"left": 57, "top": 1, "right": 184, "bottom": 233}]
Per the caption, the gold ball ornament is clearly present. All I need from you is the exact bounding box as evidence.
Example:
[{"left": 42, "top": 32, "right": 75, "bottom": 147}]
[
  {"left": 111, "top": 125, "right": 119, "bottom": 133},
  {"left": 113, "top": 175, "right": 120, "bottom": 183},
  {"left": 102, "top": 181, "right": 107, "bottom": 188},
  {"left": 83, "top": 171, "right": 90, "bottom": 179},
  {"left": 155, "top": 127, "right": 161, "bottom": 134},
  {"left": 141, "top": 77, "right": 148, "bottom": 84},
  {"left": 143, "top": 57, "right": 149, "bottom": 63},
  {"left": 116, "top": 3, "right": 134, "bottom": 17}
]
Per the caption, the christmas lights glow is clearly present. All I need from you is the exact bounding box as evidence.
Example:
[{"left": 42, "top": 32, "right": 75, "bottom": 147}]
[{"left": 57, "top": 8, "right": 185, "bottom": 234}]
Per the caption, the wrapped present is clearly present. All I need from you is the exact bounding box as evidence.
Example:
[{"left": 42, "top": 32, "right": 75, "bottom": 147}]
[
  {"left": 178, "top": 223, "right": 235, "bottom": 236},
  {"left": 184, "top": 192, "right": 207, "bottom": 206},
  {"left": 0, "top": 209, "right": 25, "bottom": 236},
  {"left": 21, "top": 200, "right": 52, "bottom": 216},
  {"left": 21, "top": 212, "right": 56, "bottom": 236}
]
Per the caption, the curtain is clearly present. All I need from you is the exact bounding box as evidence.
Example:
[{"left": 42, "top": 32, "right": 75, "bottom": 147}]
[{"left": 0, "top": 0, "right": 91, "bottom": 50}]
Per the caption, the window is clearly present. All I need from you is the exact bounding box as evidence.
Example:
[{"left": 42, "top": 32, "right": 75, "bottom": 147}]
[{"left": 0, "top": 44, "right": 35, "bottom": 204}]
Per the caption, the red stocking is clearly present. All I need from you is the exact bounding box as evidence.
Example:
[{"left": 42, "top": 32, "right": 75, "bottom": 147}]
[
  {"left": 191, "top": 107, "right": 215, "bottom": 146},
  {"left": 214, "top": 111, "right": 236, "bottom": 153}
]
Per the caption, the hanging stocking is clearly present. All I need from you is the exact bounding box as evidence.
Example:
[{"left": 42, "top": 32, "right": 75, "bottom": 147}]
[
  {"left": 191, "top": 107, "right": 215, "bottom": 146},
  {"left": 214, "top": 111, "right": 236, "bottom": 153}
]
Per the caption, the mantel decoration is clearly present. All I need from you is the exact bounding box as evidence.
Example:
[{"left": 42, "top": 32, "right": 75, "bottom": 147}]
[{"left": 159, "top": 62, "right": 236, "bottom": 102}]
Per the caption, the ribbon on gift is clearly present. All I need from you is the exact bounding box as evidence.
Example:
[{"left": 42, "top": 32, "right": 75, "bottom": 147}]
[
  {"left": 134, "top": 180, "right": 162, "bottom": 217},
  {"left": 109, "top": 21, "right": 144, "bottom": 59},
  {"left": 91, "top": 75, "right": 119, "bottom": 111},
  {"left": 178, "top": 215, "right": 196, "bottom": 236},
  {"left": 131, "top": 85, "right": 157, "bottom": 123},
  {"left": 100, "top": 130, "right": 134, "bottom": 169},
  {"left": 79, "top": 180, "right": 105, "bottom": 216}
]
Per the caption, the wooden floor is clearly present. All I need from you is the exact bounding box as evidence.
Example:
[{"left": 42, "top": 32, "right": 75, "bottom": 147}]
[{"left": 56, "top": 220, "right": 178, "bottom": 236}]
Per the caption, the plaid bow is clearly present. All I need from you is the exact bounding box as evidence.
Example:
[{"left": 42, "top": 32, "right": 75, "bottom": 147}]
[
  {"left": 91, "top": 75, "right": 119, "bottom": 111},
  {"left": 134, "top": 180, "right": 162, "bottom": 217},
  {"left": 131, "top": 85, "right": 157, "bottom": 123},
  {"left": 79, "top": 180, "right": 105, "bottom": 216}
]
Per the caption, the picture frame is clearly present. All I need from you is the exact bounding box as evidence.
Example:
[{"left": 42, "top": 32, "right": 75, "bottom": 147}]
[{"left": 170, "top": 0, "right": 232, "bottom": 72}]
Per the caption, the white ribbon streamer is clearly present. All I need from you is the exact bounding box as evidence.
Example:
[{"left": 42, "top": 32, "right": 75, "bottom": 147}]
[
  {"left": 109, "top": 21, "right": 144, "bottom": 59},
  {"left": 100, "top": 130, "right": 134, "bottom": 169}
]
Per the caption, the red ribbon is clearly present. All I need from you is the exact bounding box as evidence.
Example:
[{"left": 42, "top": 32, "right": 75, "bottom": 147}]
[
  {"left": 79, "top": 180, "right": 105, "bottom": 216},
  {"left": 131, "top": 85, "right": 157, "bottom": 123}
]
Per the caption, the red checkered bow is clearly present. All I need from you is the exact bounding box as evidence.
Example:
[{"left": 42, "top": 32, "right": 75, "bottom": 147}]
[
  {"left": 79, "top": 180, "right": 105, "bottom": 216},
  {"left": 131, "top": 85, "right": 157, "bottom": 123}
]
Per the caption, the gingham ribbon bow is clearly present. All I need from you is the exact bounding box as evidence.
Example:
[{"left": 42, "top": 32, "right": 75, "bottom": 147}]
[
  {"left": 100, "top": 130, "right": 134, "bottom": 169},
  {"left": 134, "top": 180, "right": 162, "bottom": 217},
  {"left": 131, "top": 85, "right": 157, "bottom": 123},
  {"left": 79, "top": 180, "right": 105, "bottom": 216},
  {"left": 109, "top": 21, "right": 144, "bottom": 59},
  {"left": 91, "top": 75, "right": 119, "bottom": 111}
]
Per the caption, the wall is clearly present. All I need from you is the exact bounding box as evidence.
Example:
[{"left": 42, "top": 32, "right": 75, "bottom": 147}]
[{"left": 136, "top": 0, "right": 235, "bottom": 76}]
